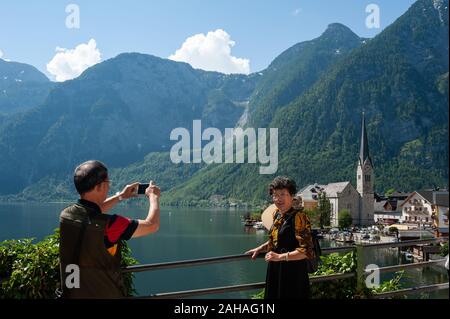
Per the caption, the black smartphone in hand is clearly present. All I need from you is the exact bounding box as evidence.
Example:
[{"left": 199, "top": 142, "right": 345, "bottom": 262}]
[{"left": 137, "top": 183, "right": 149, "bottom": 195}]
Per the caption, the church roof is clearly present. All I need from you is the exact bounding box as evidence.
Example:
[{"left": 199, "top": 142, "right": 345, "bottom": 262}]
[
  {"left": 323, "top": 182, "right": 351, "bottom": 197},
  {"left": 297, "top": 181, "right": 351, "bottom": 199},
  {"left": 374, "top": 199, "right": 405, "bottom": 213},
  {"left": 359, "top": 113, "right": 372, "bottom": 166}
]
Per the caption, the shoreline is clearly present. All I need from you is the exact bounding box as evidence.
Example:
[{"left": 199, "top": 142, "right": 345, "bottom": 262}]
[{"left": 0, "top": 200, "right": 259, "bottom": 210}]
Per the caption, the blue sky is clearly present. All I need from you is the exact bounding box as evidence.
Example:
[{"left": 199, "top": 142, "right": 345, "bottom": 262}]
[{"left": 0, "top": 0, "right": 416, "bottom": 80}]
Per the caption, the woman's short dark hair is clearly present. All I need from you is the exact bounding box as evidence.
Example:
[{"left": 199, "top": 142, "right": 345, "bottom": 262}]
[
  {"left": 74, "top": 160, "right": 108, "bottom": 194},
  {"left": 268, "top": 176, "right": 297, "bottom": 196}
]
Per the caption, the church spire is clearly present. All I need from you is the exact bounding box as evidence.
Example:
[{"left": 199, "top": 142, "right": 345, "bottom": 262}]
[{"left": 359, "top": 112, "right": 371, "bottom": 166}]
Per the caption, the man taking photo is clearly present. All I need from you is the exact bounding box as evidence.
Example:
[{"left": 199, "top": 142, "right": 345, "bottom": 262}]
[{"left": 59, "top": 160, "right": 160, "bottom": 298}]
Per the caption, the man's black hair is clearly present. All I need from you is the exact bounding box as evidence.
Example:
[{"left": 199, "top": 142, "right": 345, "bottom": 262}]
[
  {"left": 269, "top": 176, "right": 297, "bottom": 196},
  {"left": 74, "top": 160, "right": 108, "bottom": 195}
]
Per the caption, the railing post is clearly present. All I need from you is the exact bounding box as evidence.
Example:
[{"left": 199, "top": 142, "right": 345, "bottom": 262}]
[{"left": 355, "top": 243, "right": 367, "bottom": 297}]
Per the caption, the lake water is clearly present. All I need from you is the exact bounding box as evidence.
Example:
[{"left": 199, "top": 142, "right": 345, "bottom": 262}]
[{"left": 0, "top": 203, "right": 448, "bottom": 299}]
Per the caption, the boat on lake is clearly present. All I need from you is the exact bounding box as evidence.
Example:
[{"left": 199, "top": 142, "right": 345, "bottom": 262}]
[{"left": 252, "top": 221, "right": 266, "bottom": 230}]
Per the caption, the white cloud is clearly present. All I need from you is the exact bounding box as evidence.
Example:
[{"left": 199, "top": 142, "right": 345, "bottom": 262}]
[
  {"left": 292, "top": 8, "right": 302, "bottom": 16},
  {"left": 168, "top": 29, "right": 250, "bottom": 75},
  {"left": 0, "top": 50, "right": 9, "bottom": 61},
  {"left": 46, "top": 39, "right": 101, "bottom": 82}
]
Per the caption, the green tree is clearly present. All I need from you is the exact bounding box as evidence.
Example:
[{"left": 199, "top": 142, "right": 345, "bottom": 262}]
[
  {"left": 388, "top": 226, "right": 399, "bottom": 240},
  {"left": 305, "top": 208, "right": 321, "bottom": 228},
  {"left": 338, "top": 209, "right": 353, "bottom": 230},
  {"left": 385, "top": 188, "right": 396, "bottom": 197},
  {"left": 318, "top": 192, "right": 331, "bottom": 228}
]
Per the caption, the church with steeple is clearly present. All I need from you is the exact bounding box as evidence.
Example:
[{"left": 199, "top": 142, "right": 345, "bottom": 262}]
[
  {"left": 356, "top": 113, "right": 375, "bottom": 225},
  {"left": 297, "top": 113, "right": 375, "bottom": 226}
]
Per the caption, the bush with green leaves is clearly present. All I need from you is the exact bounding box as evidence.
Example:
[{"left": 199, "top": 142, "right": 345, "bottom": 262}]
[
  {"left": 0, "top": 232, "right": 60, "bottom": 298},
  {"left": 310, "top": 251, "right": 357, "bottom": 299},
  {"left": 0, "top": 229, "right": 138, "bottom": 299},
  {"left": 440, "top": 242, "right": 449, "bottom": 257},
  {"left": 369, "top": 271, "right": 405, "bottom": 298}
]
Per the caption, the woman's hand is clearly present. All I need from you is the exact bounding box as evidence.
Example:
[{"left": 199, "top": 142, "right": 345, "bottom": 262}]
[
  {"left": 264, "top": 251, "right": 282, "bottom": 262},
  {"left": 245, "top": 247, "right": 263, "bottom": 259}
]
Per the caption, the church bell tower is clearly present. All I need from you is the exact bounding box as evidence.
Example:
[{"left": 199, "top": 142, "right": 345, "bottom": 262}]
[{"left": 357, "top": 113, "right": 374, "bottom": 225}]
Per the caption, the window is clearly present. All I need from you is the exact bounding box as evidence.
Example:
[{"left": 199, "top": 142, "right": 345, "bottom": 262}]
[
  {"left": 358, "top": 175, "right": 361, "bottom": 180},
  {"left": 364, "top": 175, "right": 371, "bottom": 182}
]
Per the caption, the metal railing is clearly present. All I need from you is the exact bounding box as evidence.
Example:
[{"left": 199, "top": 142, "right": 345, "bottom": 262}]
[
  {"left": 124, "top": 237, "right": 448, "bottom": 299},
  {"left": 133, "top": 273, "right": 357, "bottom": 299},
  {"left": 365, "top": 258, "right": 446, "bottom": 274},
  {"left": 122, "top": 245, "right": 354, "bottom": 274}
]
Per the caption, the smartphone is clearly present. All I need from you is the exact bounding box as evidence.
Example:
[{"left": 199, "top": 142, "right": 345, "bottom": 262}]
[{"left": 137, "top": 183, "right": 149, "bottom": 195}]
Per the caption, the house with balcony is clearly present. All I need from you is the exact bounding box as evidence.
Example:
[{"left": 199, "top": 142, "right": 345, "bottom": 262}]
[
  {"left": 399, "top": 189, "right": 449, "bottom": 237},
  {"left": 373, "top": 191, "right": 410, "bottom": 225}
]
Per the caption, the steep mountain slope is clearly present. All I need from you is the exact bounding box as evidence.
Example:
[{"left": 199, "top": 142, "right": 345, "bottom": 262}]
[{"left": 0, "top": 53, "right": 259, "bottom": 194}]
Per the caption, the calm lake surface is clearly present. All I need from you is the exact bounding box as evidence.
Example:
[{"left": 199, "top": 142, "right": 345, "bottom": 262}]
[{"left": 0, "top": 202, "right": 448, "bottom": 299}]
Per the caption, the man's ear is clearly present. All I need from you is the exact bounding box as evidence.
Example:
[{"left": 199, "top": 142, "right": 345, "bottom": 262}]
[{"left": 94, "top": 183, "right": 103, "bottom": 192}]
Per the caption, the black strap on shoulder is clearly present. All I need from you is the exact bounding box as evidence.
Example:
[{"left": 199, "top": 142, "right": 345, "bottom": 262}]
[{"left": 73, "top": 214, "right": 90, "bottom": 266}]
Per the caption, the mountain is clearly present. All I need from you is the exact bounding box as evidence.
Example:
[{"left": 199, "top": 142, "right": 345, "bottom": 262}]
[
  {"left": 0, "top": 59, "right": 54, "bottom": 114},
  {"left": 0, "top": 53, "right": 260, "bottom": 194},
  {"left": 1, "top": 0, "right": 447, "bottom": 204},
  {"left": 247, "top": 23, "right": 365, "bottom": 128},
  {"left": 162, "top": 0, "right": 449, "bottom": 205}
]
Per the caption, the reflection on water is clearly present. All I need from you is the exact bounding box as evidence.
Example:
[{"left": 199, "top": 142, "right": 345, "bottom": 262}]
[{"left": 0, "top": 203, "right": 447, "bottom": 299}]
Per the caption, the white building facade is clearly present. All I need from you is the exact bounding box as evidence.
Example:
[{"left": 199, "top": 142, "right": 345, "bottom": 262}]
[
  {"left": 400, "top": 190, "right": 449, "bottom": 236},
  {"left": 298, "top": 182, "right": 360, "bottom": 227}
]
